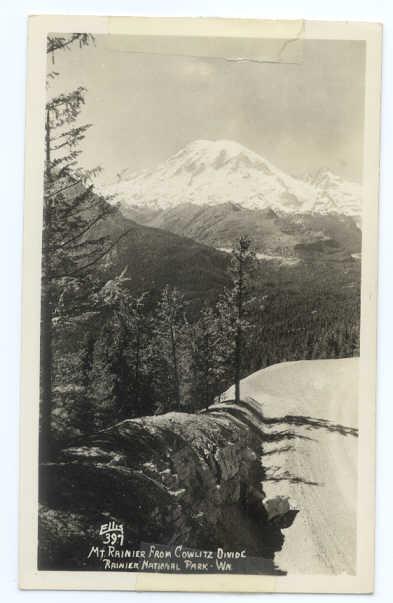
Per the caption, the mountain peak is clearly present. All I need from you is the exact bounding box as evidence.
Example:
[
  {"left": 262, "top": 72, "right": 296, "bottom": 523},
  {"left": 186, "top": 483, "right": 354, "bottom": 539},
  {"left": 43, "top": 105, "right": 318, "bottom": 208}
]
[
  {"left": 102, "top": 139, "right": 362, "bottom": 219},
  {"left": 166, "top": 138, "right": 278, "bottom": 181},
  {"left": 305, "top": 168, "right": 359, "bottom": 189},
  {"left": 172, "top": 138, "right": 269, "bottom": 166},
  {"left": 182, "top": 138, "right": 254, "bottom": 153}
]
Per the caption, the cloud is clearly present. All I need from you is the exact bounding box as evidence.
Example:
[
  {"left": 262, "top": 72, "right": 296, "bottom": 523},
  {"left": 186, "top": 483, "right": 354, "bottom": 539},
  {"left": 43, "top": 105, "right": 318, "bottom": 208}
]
[{"left": 174, "top": 58, "right": 216, "bottom": 80}]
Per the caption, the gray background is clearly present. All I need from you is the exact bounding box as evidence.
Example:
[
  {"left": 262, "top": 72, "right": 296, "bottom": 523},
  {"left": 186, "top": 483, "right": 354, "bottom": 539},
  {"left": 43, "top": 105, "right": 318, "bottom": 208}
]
[
  {"left": 1, "top": 1, "right": 392, "bottom": 602},
  {"left": 50, "top": 36, "right": 365, "bottom": 184}
]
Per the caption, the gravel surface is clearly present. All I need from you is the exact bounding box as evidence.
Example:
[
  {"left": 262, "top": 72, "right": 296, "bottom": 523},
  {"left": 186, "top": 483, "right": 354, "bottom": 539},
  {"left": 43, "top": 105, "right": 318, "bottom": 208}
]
[{"left": 223, "top": 357, "right": 358, "bottom": 575}]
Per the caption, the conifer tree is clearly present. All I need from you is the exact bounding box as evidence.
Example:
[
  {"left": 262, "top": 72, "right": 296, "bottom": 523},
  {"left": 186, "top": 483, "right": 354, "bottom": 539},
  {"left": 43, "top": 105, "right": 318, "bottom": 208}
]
[
  {"left": 127, "top": 292, "right": 151, "bottom": 415},
  {"left": 40, "top": 34, "right": 127, "bottom": 458},
  {"left": 92, "top": 273, "right": 151, "bottom": 418},
  {"left": 190, "top": 304, "right": 227, "bottom": 409},
  {"left": 217, "top": 235, "right": 257, "bottom": 404},
  {"left": 151, "top": 285, "right": 186, "bottom": 412}
]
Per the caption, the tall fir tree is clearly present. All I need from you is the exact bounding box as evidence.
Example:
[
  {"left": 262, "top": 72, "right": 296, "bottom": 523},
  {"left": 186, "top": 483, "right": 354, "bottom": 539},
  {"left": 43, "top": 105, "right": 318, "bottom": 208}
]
[
  {"left": 190, "top": 304, "right": 227, "bottom": 409},
  {"left": 91, "top": 273, "right": 152, "bottom": 419},
  {"left": 150, "top": 285, "right": 187, "bottom": 413},
  {"left": 40, "top": 34, "right": 125, "bottom": 458},
  {"left": 217, "top": 235, "right": 257, "bottom": 404}
]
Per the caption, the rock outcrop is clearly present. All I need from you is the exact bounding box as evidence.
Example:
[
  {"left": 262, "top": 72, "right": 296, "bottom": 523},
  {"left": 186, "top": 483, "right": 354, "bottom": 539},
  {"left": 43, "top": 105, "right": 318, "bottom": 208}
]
[{"left": 39, "top": 398, "right": 297, "bottom": 572}]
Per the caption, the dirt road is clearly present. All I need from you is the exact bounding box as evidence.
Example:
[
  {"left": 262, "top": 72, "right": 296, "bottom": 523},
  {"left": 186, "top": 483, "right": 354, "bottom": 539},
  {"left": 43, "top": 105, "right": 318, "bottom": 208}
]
[{"left": 222, "top": 357, "right": 358, "bottom": 575}]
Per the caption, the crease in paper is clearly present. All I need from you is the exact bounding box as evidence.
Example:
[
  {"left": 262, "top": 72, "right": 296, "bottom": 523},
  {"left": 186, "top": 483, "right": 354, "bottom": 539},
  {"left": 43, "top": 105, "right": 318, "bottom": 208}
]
[{"left": 105, "top": 17, "right": 304, "bottom": 64}]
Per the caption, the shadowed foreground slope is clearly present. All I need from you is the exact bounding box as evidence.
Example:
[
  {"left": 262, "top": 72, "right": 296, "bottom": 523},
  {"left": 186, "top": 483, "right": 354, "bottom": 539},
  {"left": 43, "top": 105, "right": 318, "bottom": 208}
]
[
  {"left": 39, "top": 401, "right": 296, "bottom": 573},
  {"left": 39, "top": 358, "right": 357, "bottom": 575}
]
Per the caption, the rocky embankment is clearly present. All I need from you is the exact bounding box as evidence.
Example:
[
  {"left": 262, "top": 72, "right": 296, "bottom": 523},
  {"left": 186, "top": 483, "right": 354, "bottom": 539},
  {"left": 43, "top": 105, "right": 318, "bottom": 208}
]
[{"left": 39, "top": 398, "right": 297, "bottom": 572}]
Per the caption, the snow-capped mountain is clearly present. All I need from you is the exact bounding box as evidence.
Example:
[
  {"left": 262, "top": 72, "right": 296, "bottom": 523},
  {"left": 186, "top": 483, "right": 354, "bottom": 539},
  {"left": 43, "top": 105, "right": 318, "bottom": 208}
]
[
  {"left": 303, "top": 168, "right": 362, "bottom": 222},
  {"left": 101, "top": 140, "right": 362, "bottom": 220}
]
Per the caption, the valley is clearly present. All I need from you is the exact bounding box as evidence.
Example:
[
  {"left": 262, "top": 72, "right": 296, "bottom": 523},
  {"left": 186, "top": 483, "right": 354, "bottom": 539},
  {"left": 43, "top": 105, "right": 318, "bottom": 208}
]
[{"left": 92, "top": 139, "right": 362, "bottom": 377}]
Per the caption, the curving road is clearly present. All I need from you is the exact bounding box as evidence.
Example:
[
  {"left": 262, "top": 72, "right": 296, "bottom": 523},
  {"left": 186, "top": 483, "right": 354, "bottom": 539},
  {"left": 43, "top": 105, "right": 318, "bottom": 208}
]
[{"left": 222, "top": 357, "right": 358, "bottom": 575}]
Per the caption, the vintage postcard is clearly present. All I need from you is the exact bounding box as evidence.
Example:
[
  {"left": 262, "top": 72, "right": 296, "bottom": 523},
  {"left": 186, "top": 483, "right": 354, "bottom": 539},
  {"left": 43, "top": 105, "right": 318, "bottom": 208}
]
[{"left": 19, "top": 16, "right": 381, "bottom": 593}]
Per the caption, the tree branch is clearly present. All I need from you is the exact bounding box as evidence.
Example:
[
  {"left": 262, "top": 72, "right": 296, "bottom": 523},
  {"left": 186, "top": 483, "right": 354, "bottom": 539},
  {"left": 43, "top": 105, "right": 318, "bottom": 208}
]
[
  {"left": 55, "top": 228, "right": 132, "bottom": 278},
  {"left": 55, "top": 208, "right": 113, "bottom": 250}
]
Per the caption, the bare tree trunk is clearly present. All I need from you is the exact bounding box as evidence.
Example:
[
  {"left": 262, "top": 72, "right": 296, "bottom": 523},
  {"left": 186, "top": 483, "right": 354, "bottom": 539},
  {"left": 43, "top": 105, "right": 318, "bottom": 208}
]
[
  {"left": 170, "top": 323, "right": 181, "bottom": 408},
  {"left": 205, "top": 334, "right": 210, "bottom": 410},
  {"left": 234, "top": 259, "right": 244, "bottom": 404},
  {"left": 45, "top": 108, "right": 51, "bottom": 173},
  {"left": 234, "top": 334, "right": 241, "bottom": 403},
  {"left": 40, "top": 108, "right": 53, "bottom": 461},
  {"left": 134, "top": 327, "right": 140, "bottom": 412},
  {"left": 40, "top": 288, "right": 53, "bottom": 461}
]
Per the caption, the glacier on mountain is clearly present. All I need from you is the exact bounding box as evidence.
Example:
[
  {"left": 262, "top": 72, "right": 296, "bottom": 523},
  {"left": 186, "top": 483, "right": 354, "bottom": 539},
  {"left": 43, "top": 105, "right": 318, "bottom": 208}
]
[{"left": 101, "top": 139, "right": 362, "bottom": 221}]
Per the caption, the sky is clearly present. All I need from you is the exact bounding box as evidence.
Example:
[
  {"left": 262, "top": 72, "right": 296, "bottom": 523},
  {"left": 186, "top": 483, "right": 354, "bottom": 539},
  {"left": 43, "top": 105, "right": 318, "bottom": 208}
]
[{"left": 47, "top": 35, "right": 366, "bottom": 184}]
